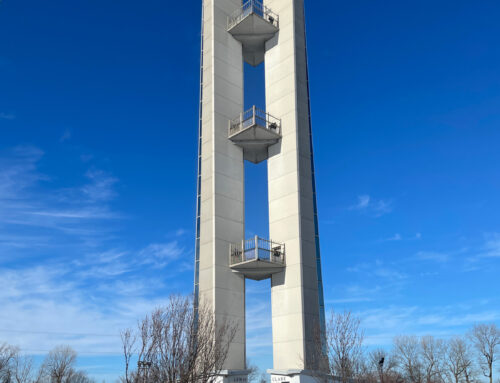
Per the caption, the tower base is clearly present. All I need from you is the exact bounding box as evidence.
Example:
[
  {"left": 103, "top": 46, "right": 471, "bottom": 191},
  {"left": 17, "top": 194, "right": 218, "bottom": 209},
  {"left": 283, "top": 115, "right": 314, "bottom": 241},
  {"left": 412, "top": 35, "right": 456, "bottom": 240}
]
[
  {"left": 268, "top": 369, "right": 333, "bottom": 383},
  {"left": 212, "top": 370, "right": 251, "bottom": 383}
]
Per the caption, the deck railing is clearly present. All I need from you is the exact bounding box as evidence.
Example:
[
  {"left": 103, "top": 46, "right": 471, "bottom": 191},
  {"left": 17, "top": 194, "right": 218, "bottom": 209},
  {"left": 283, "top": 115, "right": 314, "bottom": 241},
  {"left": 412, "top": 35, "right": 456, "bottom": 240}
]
[
  {"left": 227, "top": 0, "right": 279, "bottom": 30},
  {"left": 230, "top": 236, "right": 285, "bottom": 266},
  {"left": 228, "top": 106, "right": 281, "bottom": 137}
]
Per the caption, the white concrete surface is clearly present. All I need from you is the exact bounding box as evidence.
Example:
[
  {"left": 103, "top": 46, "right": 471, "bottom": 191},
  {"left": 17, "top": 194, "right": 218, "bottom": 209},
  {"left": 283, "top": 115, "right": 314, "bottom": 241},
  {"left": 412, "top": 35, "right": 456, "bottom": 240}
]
[
  {"left": 199, "top": 0, "right": 246, "bottom": 371},
  {"left": 264, "top": 0, "right": 322, "bottom": 371}
]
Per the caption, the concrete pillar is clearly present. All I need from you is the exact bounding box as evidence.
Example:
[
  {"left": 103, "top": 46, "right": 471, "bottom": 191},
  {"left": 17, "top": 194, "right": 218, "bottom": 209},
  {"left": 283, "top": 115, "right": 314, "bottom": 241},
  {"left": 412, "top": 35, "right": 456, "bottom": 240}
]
[
  {"left": 265, "top": 0, "right": 323, "bottom": 374},
  {"left": 197, "top": 0, "right": 247, "bottom": 372}
]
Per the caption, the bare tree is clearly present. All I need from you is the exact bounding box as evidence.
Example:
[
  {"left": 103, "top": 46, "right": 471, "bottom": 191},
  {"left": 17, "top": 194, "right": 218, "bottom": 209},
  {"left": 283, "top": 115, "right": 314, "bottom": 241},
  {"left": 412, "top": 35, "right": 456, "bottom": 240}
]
[
  {"left": 0, "top": 343, "right": 19, "bottom": 383},
  {"left": 368, "top": 349, "right": 398, "bottom": 383},
  {"left": 0, "top": 344, "right": 94, "bottom": 383},
  {"left": 420, "top": 336, "right": 445, "bottom": 383},
  {"left": 12, "top": 353, "right": 35, "bottom": 383},
  {"left": 356, "top": 355, "right": 372, "bottom": 383},
  {"left": 66, "top": 371, "right": 95, "bottom": 383},
  {"left": 445, "top": 337, "right": 474, "bottom": 383},
  {"left": 323, "top": 310, "right": 364, "bottom": 383},
  {"left": 461, "top": 360, "right": 477, "bottom": 383},
  {"left": 394, "top": 336, "right": 424, "bottom": 383},
  {"left": 121, "top": 295, "right": 238, "bottom": 383},
  {"left": 259, "top": 372, "right": 268, "bottom": 383},
  {"left": 247, "top": 360, "right": 259, "bottom": 383},
  {"left": 469, "top": 324, "right": 500, "bottom": 383},
  {"left": 40, "top": 345, "right": 77, "bottom": 383},
  {"left": 120, "top": 329, "right": 136, "bottom": 383}
]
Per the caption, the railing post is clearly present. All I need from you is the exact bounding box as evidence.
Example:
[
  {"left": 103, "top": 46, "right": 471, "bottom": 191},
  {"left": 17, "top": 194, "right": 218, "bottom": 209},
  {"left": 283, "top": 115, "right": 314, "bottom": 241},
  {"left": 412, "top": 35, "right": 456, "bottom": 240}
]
[
  {"left": 242, "top": 240, "right": 245, "bottom": 262},
  {"left": 254, "top": 235, "right": 258, "bottom": 260},
  {"left": 253, "top": 105, "right": 256, "bottom": 126}
]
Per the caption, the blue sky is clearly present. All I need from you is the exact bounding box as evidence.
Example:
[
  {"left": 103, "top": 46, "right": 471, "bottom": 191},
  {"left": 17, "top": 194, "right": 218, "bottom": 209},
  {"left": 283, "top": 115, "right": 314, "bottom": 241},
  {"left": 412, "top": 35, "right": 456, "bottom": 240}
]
[{"left": 1, "top": 0, "right": 500, "bottom": 381}]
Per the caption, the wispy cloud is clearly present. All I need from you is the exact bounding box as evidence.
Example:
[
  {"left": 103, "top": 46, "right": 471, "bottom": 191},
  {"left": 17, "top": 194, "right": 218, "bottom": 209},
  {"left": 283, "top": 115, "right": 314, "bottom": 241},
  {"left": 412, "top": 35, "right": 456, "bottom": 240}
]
[
  {"left": 0, "top": 146, "right": 120, "bottom": 244},
  {"left": 481, "top": 233, "right": 500, "bottom": 258},
  {"left": 373, "top": 267, "right": 407, "bottom": 280},
  {"left": 416, "top": 251, "right": 450, "bottom": 263},
  {"left": 357, "top": 302, "right": 500, "bottom": 346},
  {"left": 59, "top": 129, "right": 72, "bottom": 143},
  {"left": 381, "top": 233, "right": 422, "bottom": 242},
  {"left": 80, "top": 154, "right": 94, "bottom": 163},
  {"left": 0, "top": 146, "right": 45, "bottom": 198},
  {"left": 327, "top": 284, "right": 381, "bottom": 306},
  {"left": 0, "top": 112, "right": 15, "bottom": 120},
  {"left": 27, "top": 207, "right": 115, "bottom": 219},
  {"left": 174, "top": 228, "right": 188, "bottom": 237},
  {"left": 245, "top": 289, "right": 273, "bottom": 354},
  {"left": 347, "top": 260, "right": 407, "bottom": 280},
  {"left": 0, "top": 235, "right": 192, "bottom": 356},
  {"left": 77, "top": 239, "right": 189, "bottom": 278},
  {"left": 140, "top": 241, "right": 185, "bottom": 267},
  {"left": 409, "top": 233, "right": 500, "bottom": 271},
  {"left": 350, "top": 195, "right": 393, "bottom": 217},
  {"left": 0, "top": 263, "right": 164, "bottom": 355},
  {"left": 332, "top": 259, "right": 414, "bottom": 307},
  {"left": 355, "top": 195, "right": 371, "bottom": 209},
  {"left": 328, "top": 296, "right": 373, "bottom": 304},
  {"left": 387, "top": 233, "right": 402, "bottom": 241},
  {"left": 81, "top": 170, "right": 118, "bottom": 202}
]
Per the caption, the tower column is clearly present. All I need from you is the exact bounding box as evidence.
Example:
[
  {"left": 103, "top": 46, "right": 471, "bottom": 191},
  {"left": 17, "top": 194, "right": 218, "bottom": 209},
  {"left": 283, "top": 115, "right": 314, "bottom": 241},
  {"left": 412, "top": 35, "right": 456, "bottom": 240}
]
[
  {"left": 265, "top": 0, "right": 323, "bottom": 377},
  {"left": 197, "top": 0, "right": 247, "bottom": 373}
]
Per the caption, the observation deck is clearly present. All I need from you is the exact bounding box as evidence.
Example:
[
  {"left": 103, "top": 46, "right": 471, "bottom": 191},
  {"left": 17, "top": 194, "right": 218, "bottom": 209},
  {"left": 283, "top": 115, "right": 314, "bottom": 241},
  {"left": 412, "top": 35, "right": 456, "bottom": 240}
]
[
  {"left": 228, "top": 106, "right": 282, "bottom": 164},
  {"left": 227, "top": 0, "right": 279, "bottom": 66},
  {"left": 229, "top": 236, "right": 285, "bottom": 281}
]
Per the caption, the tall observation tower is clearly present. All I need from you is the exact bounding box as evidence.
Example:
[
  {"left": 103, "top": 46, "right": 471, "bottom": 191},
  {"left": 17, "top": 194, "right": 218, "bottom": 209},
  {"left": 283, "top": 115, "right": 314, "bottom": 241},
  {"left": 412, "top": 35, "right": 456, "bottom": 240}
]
[{"left": 193, "top": 1, "right": 326, "bottom": 382}]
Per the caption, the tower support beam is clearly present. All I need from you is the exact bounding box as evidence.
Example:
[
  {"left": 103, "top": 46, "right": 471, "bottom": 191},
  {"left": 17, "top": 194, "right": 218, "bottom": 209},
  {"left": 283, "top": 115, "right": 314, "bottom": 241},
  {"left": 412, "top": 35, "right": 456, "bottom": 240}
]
[{"left": 197, "top": 0, "right": 247, "bottom": 373}]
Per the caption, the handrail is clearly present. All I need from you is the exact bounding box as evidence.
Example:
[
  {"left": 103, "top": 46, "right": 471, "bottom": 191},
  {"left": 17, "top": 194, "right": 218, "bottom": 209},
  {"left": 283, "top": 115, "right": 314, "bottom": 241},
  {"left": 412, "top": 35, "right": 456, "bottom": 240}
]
[
  {"left": 227, "top": 0, "right": 279, "bottom": 30},
  {"left": 228, "top": 106, "right": 282, "bottom": 137},
  {"left": 229, "top": 236, "right": 285, "bottom": 266}
]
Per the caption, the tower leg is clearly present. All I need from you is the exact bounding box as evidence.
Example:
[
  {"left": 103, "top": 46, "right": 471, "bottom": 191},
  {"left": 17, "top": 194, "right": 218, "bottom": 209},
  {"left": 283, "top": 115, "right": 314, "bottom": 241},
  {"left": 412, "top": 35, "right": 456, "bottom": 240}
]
[
  {"left": 265, "top": 0, "right": 325, "bottom": 373},
  {"left": 197, "top": 0, "right": 247, "bottom": 372}
]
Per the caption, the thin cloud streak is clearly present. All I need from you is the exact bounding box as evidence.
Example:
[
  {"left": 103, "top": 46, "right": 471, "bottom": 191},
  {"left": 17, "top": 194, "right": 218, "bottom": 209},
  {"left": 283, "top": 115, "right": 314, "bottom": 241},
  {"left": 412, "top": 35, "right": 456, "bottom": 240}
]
[
  {"left": 416, "top": 251, "right": 450, "bottom": 263},
  {"left": 0, "top": 146, "right": 121, "bottom": 244},
  {"left": 380, "top": 233, "right": 422, "bottom": 242},
  {"left": 481, "top": 233, "right": 500, "bottom": 258},
  {"left": 59, "top": 129, "right": 72, "bottom": 142},
  {"left": 357, "top": 303, "right": 500, "bottom": 346},
  {"left": 0, "top": 112, "right": 15, "bottom": 120},
  {"left": 350, "top": 194, "right": 393, "bottom": 217}
]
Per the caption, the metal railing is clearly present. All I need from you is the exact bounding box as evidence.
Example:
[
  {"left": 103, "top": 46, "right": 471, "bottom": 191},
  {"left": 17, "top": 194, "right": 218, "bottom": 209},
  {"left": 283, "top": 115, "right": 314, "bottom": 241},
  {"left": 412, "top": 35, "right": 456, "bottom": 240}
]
[
  {"left": 228, "top": 106, "right": 281, "bottom": 137},
  {"left": 230, "top": 236, "right": 285, "bottom": 266},
  {"left": 227, "top": 0, "right": 279, "bottom": 30}
]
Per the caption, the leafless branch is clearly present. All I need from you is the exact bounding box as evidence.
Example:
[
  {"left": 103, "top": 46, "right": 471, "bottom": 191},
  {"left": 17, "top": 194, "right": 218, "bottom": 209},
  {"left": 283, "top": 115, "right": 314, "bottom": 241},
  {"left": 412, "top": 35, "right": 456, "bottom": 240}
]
[
  {"left": 469, "top": 324, "right": 500, "bottom": 383},
  {"left": 121, "top": 295, "right": 237, "bottom": 383}
]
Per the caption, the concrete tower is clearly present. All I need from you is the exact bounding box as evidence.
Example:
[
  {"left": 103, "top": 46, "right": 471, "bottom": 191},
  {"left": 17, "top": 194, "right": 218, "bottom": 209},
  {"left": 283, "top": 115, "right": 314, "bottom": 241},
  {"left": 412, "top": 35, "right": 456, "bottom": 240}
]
[{"left": 194, "top": 1, "right": 326, "bottom": 382}]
